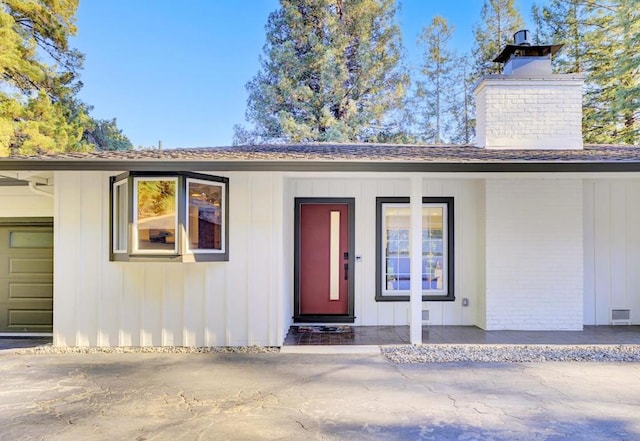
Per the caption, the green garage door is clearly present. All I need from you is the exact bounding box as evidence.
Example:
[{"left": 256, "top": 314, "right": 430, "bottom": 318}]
[{"left": 0, "top": 226, "right": 53, "bottom": 333}]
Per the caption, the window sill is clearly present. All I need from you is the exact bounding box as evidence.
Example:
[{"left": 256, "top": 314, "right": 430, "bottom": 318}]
[
  {"left": 111, "top": 253, "right": 228, "bottom": 262},
  {"left": 375, "top": 294, "right": 455, "bottom": 302}
]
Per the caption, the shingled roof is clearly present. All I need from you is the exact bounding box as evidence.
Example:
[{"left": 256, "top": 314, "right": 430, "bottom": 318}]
[{"left": 2, "top": 143, "right": 640, "bottom": 172}]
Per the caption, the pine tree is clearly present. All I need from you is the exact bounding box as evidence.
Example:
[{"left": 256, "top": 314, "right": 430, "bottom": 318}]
[
  {"left": 448, "top": 56, "right": 475, "bottom": 145},
  {"left": 611, "top": 0, "right": 640, "bottom": 144},
  {"left": 85, "top": 118, "right": 134, "bottom": 151},
  {"left": 583, "top": 3, "right": 618, "bottom": 143},
  {"left": 415, "top": 16, "right": 458, "bottom": 144},
  {"left": 238, "top": 0, "right": 409, "bottom": 144},
  {"left": 472, "top": 0, "right": 524, "bottom": 78},
  {"left": 534, "top": 0, "right": 604, "bottom": 74},
  {"left": 0, "top": 0, "right": 131, "bottom": 155},
  {"left": 0, "top": 0, "right": 84, "bottom": 155},
  {"left": 537, "top": 0, "right": 639, "bottom": 145}
]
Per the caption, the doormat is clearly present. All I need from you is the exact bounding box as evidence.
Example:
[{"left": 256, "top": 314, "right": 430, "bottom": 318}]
[{"left": 295, "top": 325, "right": 353, "bottom": 334}]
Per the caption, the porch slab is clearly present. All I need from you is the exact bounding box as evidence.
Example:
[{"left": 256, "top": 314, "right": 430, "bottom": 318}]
[
  {"left": 283, "top": 325, "right": 640, "bottom": 346},
  {"left": 280, "top": 345, "right": 380, "bottom": 354}
]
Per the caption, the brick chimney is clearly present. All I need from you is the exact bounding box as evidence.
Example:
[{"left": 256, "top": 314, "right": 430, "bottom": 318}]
[{"left": 474, "top": 30, "right": 585, "bottom": 150}]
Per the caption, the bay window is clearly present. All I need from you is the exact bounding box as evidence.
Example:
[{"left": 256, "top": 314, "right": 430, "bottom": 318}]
[{"left": 110, "top": 172, "right": 228, "bottom": 262}]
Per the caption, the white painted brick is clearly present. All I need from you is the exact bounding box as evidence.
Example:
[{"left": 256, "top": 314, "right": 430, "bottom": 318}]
[
  {"left": 474, "top": 76, "right": 584, "bottom": 150},
  {"left": 482, "top": 179, "right": 584, "bottom": 331}
]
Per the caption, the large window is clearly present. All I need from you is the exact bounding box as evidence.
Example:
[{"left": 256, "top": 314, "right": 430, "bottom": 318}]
[
  {"left": 110, "top": 172, "right": 228, "bottom": 262},
  {"left": 376, "top": 197, "right": 454, "bottom": 301}
]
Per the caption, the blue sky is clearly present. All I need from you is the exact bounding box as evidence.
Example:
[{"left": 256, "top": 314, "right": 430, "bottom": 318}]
[{"left": 72, "top": 0, "right": 543, "bottom": 148}]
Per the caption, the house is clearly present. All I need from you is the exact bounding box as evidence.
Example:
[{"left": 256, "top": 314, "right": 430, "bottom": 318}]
[{"left": 1, "top": 34, "right": 639, "bottom": 347}]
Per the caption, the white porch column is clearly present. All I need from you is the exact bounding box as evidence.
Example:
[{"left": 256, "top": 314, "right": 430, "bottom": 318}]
[{"left": 410, "top": 175, "right": 422, "bottom": 344}]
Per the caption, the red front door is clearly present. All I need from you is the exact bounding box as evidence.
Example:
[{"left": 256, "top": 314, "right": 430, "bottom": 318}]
[{"left": 298, "top": 202, "right": 350, "bottom": 316}]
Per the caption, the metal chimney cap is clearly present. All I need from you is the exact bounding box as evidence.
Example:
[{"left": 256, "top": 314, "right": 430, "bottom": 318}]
[{"left": 514, "top": 30, "right": 531, "bottom": 46}]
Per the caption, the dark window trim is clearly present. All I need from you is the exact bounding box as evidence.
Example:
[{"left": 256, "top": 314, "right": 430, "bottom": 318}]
[
  {"left": 0, "top": 217, "right": 53, "bottom": 226},
  {"left": 375, "top": 196, "right": 455, "bottom": 302},
  {"left": 293, "top": 197, "right": 355, "bottom": 323},
  {"left": 109, "top": 171, "right": 229, "bottom": 262}
]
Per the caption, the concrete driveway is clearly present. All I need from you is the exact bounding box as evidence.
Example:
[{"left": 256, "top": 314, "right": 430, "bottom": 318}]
[{"left": 1, "top": 351, "right": 639, "bottom": 441}]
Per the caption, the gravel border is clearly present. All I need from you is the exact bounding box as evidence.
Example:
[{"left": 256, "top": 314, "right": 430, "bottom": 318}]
[
  {"left": 14, "top": 345, "right": 281, "bottom": 355},
  {"left": 382, "top": 344, "right": 640, "bottom": 363},
  {"left": 9, "top": 344, "right": 640, "bottom": 362}
]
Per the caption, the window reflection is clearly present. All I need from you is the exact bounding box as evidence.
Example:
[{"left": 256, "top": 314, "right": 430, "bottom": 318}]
[
  {"left": 383, "top": 205, "right": 445, "bottom": 292},
  {"left": 136, "top": 179, "right": 177, "bottom": 251},
  {"left": 188, "top": 181, "right": 223, "bottom": 251}
]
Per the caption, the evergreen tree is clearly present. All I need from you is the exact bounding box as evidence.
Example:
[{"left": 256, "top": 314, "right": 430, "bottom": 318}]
[
  {"left": 472, "top": 0, "right": 524, "bottom": 78},
  {"left": 611, "top": 0, "right": 640, "bottom": 144},
  {"left": 534, "top": 0, "right": 604, "bottom": 74},
  {"left": 537, "top": 0, "right": 638, "bottom": 144},
  {"left": 84, "top": 118, "right": 134, "bottom": 151},
  {"left": 415, "top": 16, "right": 458, "bottom": 144},
  {"left": 238, "top": 0, "right": 409, "bottom": 144},
  {"left": 448, "top": 56, "right": 475, "bottom": 144},
  {"left": 583, "top": 3, "right": 618, "bottom": 143},
  {"left": 0, "top": 0, "right": 131, "bottom": 155}
]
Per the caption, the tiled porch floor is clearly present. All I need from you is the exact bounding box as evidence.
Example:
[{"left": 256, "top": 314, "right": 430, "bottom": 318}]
[{"left": 283, "top": 325, "right": 640, "bottom": 346}]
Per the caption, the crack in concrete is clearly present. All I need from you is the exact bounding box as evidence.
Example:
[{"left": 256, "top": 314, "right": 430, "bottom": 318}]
[
  {"left": 293, "top": 418, "right": 309, "bottom": 431},
  {"left": 3, "top": 354, "right": 640, "bottom": 441},
  {"left": 447, "top": 394, "right": 459, "bottom": 410}
]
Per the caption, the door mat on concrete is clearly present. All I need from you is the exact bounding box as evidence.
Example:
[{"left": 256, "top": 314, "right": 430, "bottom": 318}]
[{"left": 295, "top": 326, "right": 353, "bottom": 333}]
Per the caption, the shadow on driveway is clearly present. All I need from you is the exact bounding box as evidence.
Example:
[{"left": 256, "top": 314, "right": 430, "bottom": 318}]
[{"left": 0, "top": 336, "right": 52, "bottom": 350}]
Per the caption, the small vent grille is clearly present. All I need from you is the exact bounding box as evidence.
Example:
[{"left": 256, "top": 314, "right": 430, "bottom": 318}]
[
  {"left": 610, "top": 309, "right": 631, "bottom": 324},
  {"left": 421, "top": 309, "right": 430, "bottom": 324}
]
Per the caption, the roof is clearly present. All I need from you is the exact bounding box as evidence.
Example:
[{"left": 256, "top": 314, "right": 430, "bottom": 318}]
[{"left": 2, "top": 143, "right": 640, "bottom": 173}]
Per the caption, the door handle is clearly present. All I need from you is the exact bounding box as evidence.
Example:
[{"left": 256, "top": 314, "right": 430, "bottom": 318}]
[{"left": 344, "top": 263, "right": 348, "bottom": 280}]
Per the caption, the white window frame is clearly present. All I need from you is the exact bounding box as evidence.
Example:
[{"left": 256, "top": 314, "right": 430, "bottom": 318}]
[
  {"left": 186, "top": 178, "right": 226, "bottom": 255},
  {"left": 132, "top": 176, "right": 179, "bottom": 255},
  {"left": 112, "top": 179, "right": 128, "bottom": 254}
]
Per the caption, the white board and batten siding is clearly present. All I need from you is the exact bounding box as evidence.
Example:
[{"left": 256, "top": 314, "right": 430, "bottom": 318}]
[
  {"left": 53, "top": 171, "right": 284, "bottom": 347},
  {"left": 584, "top": 179, "right": 640, "bottom": 325},
  {"left": 51, "top": 170, "right": 640, "bottom": 347},
  {"left": 0, "top": 186, "right": 53, "bottom": 218},
  {"left": 285, "top": 176, "right": 483, "bottom": 327}
]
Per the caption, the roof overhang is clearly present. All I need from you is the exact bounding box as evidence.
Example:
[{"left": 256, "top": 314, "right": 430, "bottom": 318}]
[{"left": 2, "top": 159, "right": 640, "bottom": 173}]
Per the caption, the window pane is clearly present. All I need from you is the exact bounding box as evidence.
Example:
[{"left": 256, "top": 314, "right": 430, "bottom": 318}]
[
  {"left": 188, "top": 181, "right": 223, "bottom": 251},
  {"left": 383, "top": 205, "right": 410, "bottom": 293},
  {"left": 382, "top": 202, "right": 447, "bottom": 294},
  {"left": 9, "top": 231, "right": 53, "bottom": 248},
  {"left": 422, "top": 206, "right": 444, "bottom": 291},
  {"left": 113, "top": 181, "right": 128, "bottom": 252},
  {"left": 136, "top": 180, "right": 176, "bottom": 251}
]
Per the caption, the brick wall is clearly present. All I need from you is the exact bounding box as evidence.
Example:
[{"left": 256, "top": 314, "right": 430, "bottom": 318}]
[
  {"left": 475, "top": 76, "right": 584, "bottom": 150},
  {"left": 483, "top": 179, "right": 583, "bottom": 330}
]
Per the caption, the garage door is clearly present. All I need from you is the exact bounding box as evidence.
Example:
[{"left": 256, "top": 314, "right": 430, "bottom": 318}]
[{"left": 0, "top": 226, "right": 53, "bottom": 333}]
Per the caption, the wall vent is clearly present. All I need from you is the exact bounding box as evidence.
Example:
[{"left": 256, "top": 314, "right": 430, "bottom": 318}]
[
  {"left": 408, "top": 308, "right": 431, "bottom": 324},
  {"left": 422, "top": 309, "right": 430, "bottom": 324},
  {"left": 610, "top": 308, "right": 631, "bottom": 325}
]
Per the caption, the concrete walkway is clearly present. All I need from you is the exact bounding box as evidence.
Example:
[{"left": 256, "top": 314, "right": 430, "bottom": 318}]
[
  {"left": 2, "top": 326, "right": 638, "bottom": 352},
  {"left": 1, "top": 351, "right": 639, "bottom": 440},
  {"left": 284, "top": 325, "right": 640, "bottom": 346}
]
